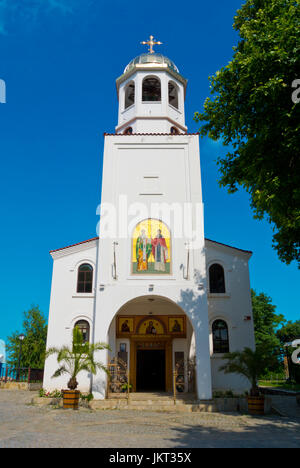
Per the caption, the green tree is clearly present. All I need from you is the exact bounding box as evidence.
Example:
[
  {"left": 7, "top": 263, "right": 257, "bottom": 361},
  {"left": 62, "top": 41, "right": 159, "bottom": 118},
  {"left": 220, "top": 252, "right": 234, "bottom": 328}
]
[
  {"left": 276, "top": 320, "right": 300, "bottom": 344},
  {"left": 194, "top": 0, "right": 300, "bottom": 266},
  {"left": 6, "top": 306, "right": 47, "bottom": 368},
  {"left": 276, "top": 320, "right": 300, "bottom": 382},
  {"left": 251, "top": 289, "right": 285, "bottom": 373},
  {"left": 252, "top": 289, "right": 285, "bottom": 349},
  {"left": 46, "top": 327, "right": 110, "bottom": 390}
]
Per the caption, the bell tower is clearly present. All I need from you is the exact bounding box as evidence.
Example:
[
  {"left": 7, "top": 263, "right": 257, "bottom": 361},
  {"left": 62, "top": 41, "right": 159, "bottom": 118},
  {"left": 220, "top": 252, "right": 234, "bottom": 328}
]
[
  {"left": 116, "top": 36, "right": 187, "bottom": 134},
  {"left": 92, "top": 38, "right": 212, "bottom": 401}
]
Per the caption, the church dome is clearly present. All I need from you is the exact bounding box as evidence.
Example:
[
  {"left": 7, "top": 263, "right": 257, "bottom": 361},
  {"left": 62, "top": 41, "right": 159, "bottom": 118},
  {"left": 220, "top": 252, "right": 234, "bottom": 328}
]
[{"left": 124, "top": 53, "right": 179, "bottom": 74}]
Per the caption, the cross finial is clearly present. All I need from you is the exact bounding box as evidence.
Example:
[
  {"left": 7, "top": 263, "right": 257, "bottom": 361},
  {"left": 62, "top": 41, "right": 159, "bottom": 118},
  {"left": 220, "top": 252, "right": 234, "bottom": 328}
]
[{"left": 141, "top": 35, "right": 163, "bottom": 54}]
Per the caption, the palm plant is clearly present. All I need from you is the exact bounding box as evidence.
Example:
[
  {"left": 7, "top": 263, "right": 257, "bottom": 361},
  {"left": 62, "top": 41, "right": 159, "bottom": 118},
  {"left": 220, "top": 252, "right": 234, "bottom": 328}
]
[
  {"left": 219, "top": 346, "right": 272, "bottom": 396},
  {"left": 46, "top": 327, "right": 111, "bottom": 390}
]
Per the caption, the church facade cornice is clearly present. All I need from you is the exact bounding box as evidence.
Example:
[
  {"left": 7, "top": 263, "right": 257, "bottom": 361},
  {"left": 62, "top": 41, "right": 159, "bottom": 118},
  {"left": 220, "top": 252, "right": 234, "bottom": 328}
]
[
  {"left": 49, "top": 236, "right": 252, "bottom": 259},
  {"left": 115, "top": 115, "right": 188, "bottom": 134},
  {"left": 50, "top": 237, "right": 98, "bottom": 259}
]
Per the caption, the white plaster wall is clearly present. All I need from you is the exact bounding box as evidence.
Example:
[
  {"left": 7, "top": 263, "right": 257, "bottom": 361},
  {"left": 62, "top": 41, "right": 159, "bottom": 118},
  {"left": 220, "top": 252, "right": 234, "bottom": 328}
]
[
  {"left": 117, "top": 70, "right": 186, "bottom": 134},
  {"left": 44, "top": 68, "right": 255, "bottom": 399},
  {"left": 205, "top": 240, "right": 255, "bottom": 394},
  {"left": 92, "top": 134, "right": 212, "bottom": 400},
  {"left": 44, "top": 236, "right": 255, "bottom": 396},
  {"left": 43, "top": 242, "right": 98, "bottom": 392}
]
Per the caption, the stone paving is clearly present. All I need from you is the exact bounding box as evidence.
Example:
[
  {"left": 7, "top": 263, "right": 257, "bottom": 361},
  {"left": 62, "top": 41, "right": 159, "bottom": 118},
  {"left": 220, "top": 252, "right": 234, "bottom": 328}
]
[
  {"left": 0, "top": 390, "right": 299, "bottom": 448},
  {"left": 269, "top": 395, "right": 300, "bottom": 419}
]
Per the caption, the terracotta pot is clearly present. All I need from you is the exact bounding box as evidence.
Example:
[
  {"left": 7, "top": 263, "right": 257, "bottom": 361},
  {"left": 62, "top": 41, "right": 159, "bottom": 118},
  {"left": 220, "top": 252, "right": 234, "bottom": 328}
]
[
  {"left": 62, "top": 390, "right": 80, "bottom": 410},
  {"left": 247, "top": 395, "right": 265, "bottom": 415}
]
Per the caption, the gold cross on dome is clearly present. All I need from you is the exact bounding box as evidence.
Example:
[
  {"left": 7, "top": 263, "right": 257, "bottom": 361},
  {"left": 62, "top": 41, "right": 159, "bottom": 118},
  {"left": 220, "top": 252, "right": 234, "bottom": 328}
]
[{"left": 141, "top": 35, "right": 163, "bottom": 54}]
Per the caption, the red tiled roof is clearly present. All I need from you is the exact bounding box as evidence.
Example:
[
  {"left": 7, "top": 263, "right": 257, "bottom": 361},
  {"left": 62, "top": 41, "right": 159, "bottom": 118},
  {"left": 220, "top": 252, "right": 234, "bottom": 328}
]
[
  {"left": 50, "top": 236, "right": 252, "bottom": 255},
  {"left": 205, "top": 238, "right": 252, "bottom": 254},
  {"left": 50, "top": 237, "right": 99, "bottom": 253}
]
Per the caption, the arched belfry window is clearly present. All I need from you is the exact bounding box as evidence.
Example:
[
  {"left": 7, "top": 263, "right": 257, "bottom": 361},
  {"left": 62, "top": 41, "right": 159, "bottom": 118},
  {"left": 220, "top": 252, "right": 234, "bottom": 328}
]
[
  {"left": 77, "top": 264, "right": 93, "bottom": 293},
  {"left": 124, "top": 81, "right": 135, "bottom": 109},
  {"left": 168, "top": 81, "right": 179, "bottom": 109},
  {"left": 170, "top": 126, "right": 179, "bottom": 135},
  {"left": 74, "top": 320, "right": 90, "bottom": 344},
  {"left": 209, "top": 264, "right": 225, "bottom": 293},
  {"left": 123, "top": 127, "right": 133, "bottom": 135},
  {"left": 212, "top": 320, "right": 229, "bottom": 354},
  {"left": 142, "top": 76, "right": 161, "bottom": 102}
]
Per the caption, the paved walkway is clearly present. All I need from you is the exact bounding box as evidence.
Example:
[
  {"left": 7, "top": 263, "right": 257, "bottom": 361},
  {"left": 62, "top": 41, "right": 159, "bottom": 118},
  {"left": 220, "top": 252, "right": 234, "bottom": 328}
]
[
  {"left": 0, "top": 390, "right": 299, "bottom": 448},
  {"left": 270, "top": 395, "right": 300, "bottom": 419}
]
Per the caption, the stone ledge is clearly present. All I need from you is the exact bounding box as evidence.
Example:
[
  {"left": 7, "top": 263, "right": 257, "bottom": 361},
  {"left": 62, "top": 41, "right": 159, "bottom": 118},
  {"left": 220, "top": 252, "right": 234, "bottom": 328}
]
[
  {"left": 260, "top": 386, "right": 300, "bottom": 396},
  {"left": 0, "top": 382, "right": 42, "bottom": 391},
  {"left": 31, "top": 396, "right": 273, "bottom": 414},
  {"left": 90, "top": 397, "right": 255, "bottom": 413},
  {"left": 31, "top": 397, "right": 90, "bottom": 408},
  {"left": 32, "top": 397, "right": 63, "bottom": 407}
]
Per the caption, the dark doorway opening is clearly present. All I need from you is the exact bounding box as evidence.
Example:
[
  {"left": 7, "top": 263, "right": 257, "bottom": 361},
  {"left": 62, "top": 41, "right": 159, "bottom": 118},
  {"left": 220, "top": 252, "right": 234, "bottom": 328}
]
[{"left": 136, "top": 349, "right": 166, "bottom": 392}]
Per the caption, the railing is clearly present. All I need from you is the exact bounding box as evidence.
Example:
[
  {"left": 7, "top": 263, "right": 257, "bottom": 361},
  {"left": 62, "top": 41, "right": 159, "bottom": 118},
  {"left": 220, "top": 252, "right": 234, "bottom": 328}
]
[
  {"left": 107, "top": 357, "right": 130, "bottom": 401},
  {"left": 0, "top": 365, "right": 44, "bottom": 383},
  {"left": 173, "top": 358, "right": 196, "bottom": 404}
]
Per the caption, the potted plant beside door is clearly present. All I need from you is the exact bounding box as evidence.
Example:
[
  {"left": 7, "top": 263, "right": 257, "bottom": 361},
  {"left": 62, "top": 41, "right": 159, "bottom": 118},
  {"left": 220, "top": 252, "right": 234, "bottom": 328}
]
[
  {"left": 219, "top": 346, "right": 272, "bottom": 415},
  {"left": 46, "top": 327, "right": 110, "bottom": 409}
]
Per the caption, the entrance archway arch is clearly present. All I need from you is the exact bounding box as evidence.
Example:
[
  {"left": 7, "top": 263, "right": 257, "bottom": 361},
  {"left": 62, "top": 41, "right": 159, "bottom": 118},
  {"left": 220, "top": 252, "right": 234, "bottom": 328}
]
[{"left": 107, "top": 294, "right": 196, "bottom": 393}]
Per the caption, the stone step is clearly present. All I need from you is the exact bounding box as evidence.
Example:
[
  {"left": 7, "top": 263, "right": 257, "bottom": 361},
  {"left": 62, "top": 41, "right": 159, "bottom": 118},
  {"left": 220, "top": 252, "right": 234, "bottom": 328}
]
[
  {"left": 32, "top": 395, "right": 255, "bottom": 414},
  {"left": 90, "top": 400, "right": 218, "bottom": 413},
  {"left": 108, "top": 392, "right": 197, "bottom": 401},
  {"left": 128, "top": 399, "right": 197, "bottom": 406}
]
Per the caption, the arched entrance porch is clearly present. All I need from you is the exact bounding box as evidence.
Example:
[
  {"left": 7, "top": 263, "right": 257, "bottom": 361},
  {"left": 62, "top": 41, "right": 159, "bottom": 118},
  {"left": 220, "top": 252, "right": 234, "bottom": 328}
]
[{"left": 107, "top": 295, "right": 196, "bottom": 394}]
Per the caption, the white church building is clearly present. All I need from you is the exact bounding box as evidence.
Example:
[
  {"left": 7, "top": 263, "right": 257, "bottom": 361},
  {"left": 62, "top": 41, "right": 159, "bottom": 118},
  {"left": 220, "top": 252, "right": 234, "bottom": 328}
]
[{"left": 44, "top": 38, "right": 255, "bottom": 400}]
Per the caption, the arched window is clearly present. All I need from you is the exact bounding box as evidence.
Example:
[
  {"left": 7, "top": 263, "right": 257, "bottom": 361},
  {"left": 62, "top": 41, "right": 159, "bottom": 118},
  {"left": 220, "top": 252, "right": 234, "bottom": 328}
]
[
  {"left": 212, "top": 320, "right": 229, "bottom": 354},
  {"left": 209, "top": 264, "right": 225, "bottom": 293},
  {"left": 168, "top": 81, "right": 179, "bottom": 109},
  {"left": 123, "top": 127, "right": 133, "bottom": 135},
  {"left": 77, "top": 264, "right": 93, "bottom": 293},
  {"left": 75, "top": 320, "right": 90, "bottom": 344},
  {"left": 170, "top": 126, "right": 179, "bottom": 135},
  {"left": 124, "top": 81, "right": 135, "bottom": 109},
  {"left": 142, "top": 76, "right": 161, "bottom": 102}
]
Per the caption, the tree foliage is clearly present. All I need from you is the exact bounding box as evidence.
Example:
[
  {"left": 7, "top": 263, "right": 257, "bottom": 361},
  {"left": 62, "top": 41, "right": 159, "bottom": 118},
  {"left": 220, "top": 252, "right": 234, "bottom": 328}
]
[
  {"left": 252, "top": 289, "right": 285, "bottom": 348},
  {"left": 276, "top": 320, "right": 300, "bottom": 382},
  {"left": 219, "top": 345, "right": 275, "bottom": 395},
  {"left": 251, "top": 289, "right": 286, "bottom": 373},
  {"left": 6, "top": 306, "right": 47, "bottom": 368},
  {"left": 46, "top": 326, "right": 111, "bottom": 390},
  {"left": 276, "top": 320, "right": 300, "bottom": 344},
  {"left": 194, "top": 0, "right": 300, "bottom": 266}
]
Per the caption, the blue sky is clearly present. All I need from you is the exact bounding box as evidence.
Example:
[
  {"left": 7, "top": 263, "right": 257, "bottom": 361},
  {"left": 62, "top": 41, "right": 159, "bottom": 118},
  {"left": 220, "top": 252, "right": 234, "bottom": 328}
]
[{"left": 0, "top": 0, "right": 299, "bottom": 344}]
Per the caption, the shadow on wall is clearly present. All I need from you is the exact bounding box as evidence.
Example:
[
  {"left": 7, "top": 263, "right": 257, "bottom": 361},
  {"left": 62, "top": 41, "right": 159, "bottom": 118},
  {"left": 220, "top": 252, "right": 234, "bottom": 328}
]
[
  {"left": 177, "top": 267, "right": 207, "bottom": 332},
  {"left": 176, "top": 267, "right": 212, "bottom": 399}
]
